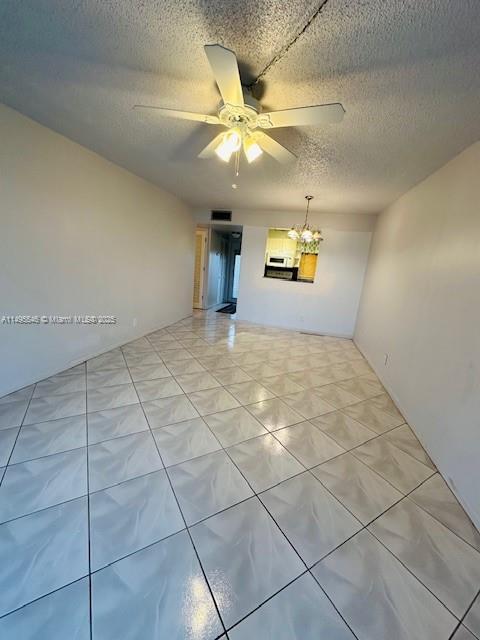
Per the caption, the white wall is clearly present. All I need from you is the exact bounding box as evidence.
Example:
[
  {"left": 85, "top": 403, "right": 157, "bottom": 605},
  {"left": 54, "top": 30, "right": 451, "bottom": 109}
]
[
  {"left": 355, "top": 142, "right": 480, "bottom": 528},
  {"left": 236, "top": 225, "right": 372, "bottom": 336},
  {"left": 194, "top": 210, "right": 375, "bottom": 336},
  {"left": 0, "top": 104, "right": 195, "bottom": 397}
]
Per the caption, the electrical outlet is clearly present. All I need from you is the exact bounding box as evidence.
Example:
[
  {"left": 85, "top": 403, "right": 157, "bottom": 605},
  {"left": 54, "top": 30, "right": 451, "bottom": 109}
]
[{"left": 384, "top": 353, "right": 389, "bottom": 365}]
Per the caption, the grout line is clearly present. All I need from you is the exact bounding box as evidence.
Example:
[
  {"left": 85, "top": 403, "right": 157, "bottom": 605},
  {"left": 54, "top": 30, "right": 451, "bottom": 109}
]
[
  {"left": 84, "top": 365, "right": 93, "bottom": 640},
  {"left": 0, "top": 397, "right": 444, "bottom": 531},
  {"left": 218, "top": 439, "right": 360, "bottom": 638},
  {"left": 13, "top": 406, "right": 87, "bottom": 428},
  {"left": 147, "top": 321, "right": 366, "bottom": 636},
  {"left": 0, "top": 493, "right": 89, "bottom": 527},
  {"left": 155, "top": 359, "right": 363, "bottom": 635},
  {"left": 448, "top": 587, "right": 480, "bottom": 640},
  {"left": 1, "top": 312, "right": 476, "bottom": 637},
  {"left": 0, "top": 575, "right": 90, "bottom": 621},
  {"left": 307, "top": 464, "right": 462, "bottom": 622},
  {"left": 403, "top": 490, "right": 480, "bottom": 556},
  {"left": 0, "top": 382, "right": 37, "bottom": 488},
  {"left": 4, "top": 442, "right": 88, "bottom": 468},
  {"left": 87, "top": 524, "right": 187, "bottom": 575},
  {"left": 122, "top": 349, "right": 229, "bottom": 638},
  {"left": 367, "top": 519, "right": 465, "bottom": 623},
  {"left": 308, "top": 470, "right": 438, "bottom": 570},
  {"left": 0, "top": 339, "right": 463, "bottom": 544},
  {"left": 166, "top": 321, "right": 477, "bottom": 631}
]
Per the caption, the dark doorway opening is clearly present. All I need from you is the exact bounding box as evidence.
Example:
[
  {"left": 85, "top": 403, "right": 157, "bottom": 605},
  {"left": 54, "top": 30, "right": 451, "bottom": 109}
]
[
  {"left": 223, "top": 231, "right": 242, "bottom": 304},
  {"left": 200, "top": 225, "right": 242, "bottom": 310}
]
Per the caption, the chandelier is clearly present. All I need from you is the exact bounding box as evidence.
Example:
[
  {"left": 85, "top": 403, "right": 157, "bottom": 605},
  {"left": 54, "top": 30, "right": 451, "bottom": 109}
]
[{"left": 288, "top": 196, "right": 324, "bottom": 243}]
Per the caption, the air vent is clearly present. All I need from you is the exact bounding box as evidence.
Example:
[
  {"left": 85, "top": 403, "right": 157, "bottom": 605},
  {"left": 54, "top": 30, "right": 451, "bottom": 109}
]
[{"left": 211, "top": 210, "right": 232, "bottom": 222}]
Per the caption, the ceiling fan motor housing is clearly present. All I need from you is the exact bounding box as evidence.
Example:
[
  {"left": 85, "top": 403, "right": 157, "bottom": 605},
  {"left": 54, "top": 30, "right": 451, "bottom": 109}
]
[{"left": 218, "top": 91, "right": 264, "bottom": 133}]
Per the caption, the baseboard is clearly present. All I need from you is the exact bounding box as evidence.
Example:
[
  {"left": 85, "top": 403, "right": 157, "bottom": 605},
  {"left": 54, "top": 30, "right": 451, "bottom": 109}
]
[
  {"left": 234, "top": 314, "right": 353, "bottom": 339},
  {"left": 2, "top": 312, "right": 194, "bottom": 398}
]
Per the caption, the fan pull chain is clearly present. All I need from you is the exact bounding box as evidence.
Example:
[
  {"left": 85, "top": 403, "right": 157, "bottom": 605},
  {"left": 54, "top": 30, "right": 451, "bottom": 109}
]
[{"left": 234, "top": 150, "right": 240, "bottom": 177}]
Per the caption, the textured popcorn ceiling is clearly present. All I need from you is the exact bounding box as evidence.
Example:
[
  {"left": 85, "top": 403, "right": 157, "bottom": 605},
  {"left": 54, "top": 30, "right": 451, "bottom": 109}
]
[{"left": 1, "top": 0, "right": 479, "bottom": 214}]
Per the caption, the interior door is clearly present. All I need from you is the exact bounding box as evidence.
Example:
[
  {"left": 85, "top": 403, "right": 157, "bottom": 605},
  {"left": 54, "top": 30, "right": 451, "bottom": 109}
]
[{"left": 193, "top": 229, "right": 207, "bottom": 309}]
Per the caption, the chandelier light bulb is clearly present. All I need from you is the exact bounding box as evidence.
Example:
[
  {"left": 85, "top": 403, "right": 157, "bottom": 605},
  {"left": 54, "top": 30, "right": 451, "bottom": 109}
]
[{"left": 301, "top": 229, "right": 313, "bottom": 242}]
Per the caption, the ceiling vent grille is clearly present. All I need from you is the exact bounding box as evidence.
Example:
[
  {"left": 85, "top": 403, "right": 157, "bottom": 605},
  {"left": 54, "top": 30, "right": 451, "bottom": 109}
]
[{"left": 211, "top": 210, "right": 232, "bottom": 222}]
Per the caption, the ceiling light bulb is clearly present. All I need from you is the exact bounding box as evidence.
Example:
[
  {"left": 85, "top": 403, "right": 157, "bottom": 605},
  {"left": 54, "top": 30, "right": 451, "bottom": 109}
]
[
  {"left": 313, "top": 230, "right": 321, "bottom": 240},
  {"left": 215, "top": 143, "right": 233, "bottom": 163},
  {"left": 227, "top": 129, "right": 242, "bottom": 151},
  {"left": 301, "top": 229, "right": 313, "bottom": 242},
  {"left": 287, "top": 228, "right": 299, "bottom": 240},
  {"left": 243, "top": 136, "right": 263, "bottom": 163},
  {"left": 215, "top": 129, "right": 242, "bottom": 162}
]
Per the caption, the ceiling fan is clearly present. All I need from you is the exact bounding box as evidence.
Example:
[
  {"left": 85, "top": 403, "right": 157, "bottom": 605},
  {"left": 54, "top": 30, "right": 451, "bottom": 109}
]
[{"left": 134, "top": 44, "right": 345, "bottom": 166}]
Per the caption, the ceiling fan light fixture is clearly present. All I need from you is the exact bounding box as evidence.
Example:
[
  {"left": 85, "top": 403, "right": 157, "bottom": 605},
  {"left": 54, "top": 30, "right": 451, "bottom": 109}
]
[
  {"left": 215, "top": 129, "right": 242, "bottom": 162},
  {"left": 243, "top": 136, "right": 263, "bottom": 163}
]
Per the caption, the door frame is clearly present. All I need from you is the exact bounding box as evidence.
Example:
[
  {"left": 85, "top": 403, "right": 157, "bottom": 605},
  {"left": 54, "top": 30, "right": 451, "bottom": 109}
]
[{"left": 193, "top": 228, "right": 208, "bottom": 309}]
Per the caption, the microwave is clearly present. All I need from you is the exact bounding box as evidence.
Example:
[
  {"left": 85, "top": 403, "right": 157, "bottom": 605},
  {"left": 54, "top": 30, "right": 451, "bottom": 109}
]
[{"left": 266, "top": 255, "right": 294, "bottom": 267}]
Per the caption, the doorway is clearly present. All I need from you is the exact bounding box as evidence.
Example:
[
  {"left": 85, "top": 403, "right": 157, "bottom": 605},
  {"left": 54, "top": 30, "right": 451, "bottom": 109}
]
[
  {"left": 192, "top": 225, "right": 242, "bottom": 310},
  {"left": 223, "top": 231, "right": 242, "bottom": 303}
]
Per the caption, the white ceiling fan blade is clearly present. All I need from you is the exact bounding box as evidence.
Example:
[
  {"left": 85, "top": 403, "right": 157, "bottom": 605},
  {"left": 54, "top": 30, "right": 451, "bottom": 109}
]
[
  {"left": 133, "top": 105, "right": 220, "bottom": 125},
  {"left": 204, "top": 44, "right": 244, "bottom": 107},
  {"left": 258, "top": 103, "right": 345, "bottom": 128},
  {"left": 198, "top": 132, "right": 225, "bottom": 158},
  {"left": 255, "top": 132, "right": 296, "bottom": 164}
]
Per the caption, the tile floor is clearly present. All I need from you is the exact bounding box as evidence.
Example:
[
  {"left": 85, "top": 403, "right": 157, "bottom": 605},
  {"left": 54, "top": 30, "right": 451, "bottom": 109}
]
[{"left": 0, "top": 311, "right": 479, "bottom": 639}]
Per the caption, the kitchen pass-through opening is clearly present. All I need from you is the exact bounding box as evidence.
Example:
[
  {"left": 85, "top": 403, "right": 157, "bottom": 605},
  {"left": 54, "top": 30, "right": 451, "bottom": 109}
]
[{"left": 264, "top": 228, "right": 320, "bottom": 283}]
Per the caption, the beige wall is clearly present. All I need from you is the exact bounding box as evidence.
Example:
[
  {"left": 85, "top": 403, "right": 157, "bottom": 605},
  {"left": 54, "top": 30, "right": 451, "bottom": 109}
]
[
  {"left": 355, "top": 142, "right": 480, "bottom": 528},
  {"left": 0, "top": 104, "right": 195, "bottom": 396}
]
